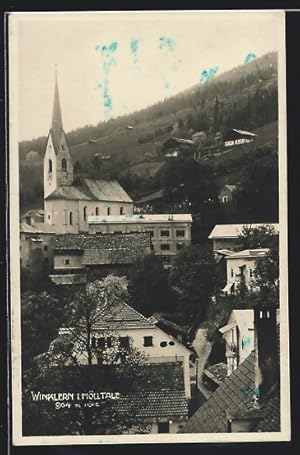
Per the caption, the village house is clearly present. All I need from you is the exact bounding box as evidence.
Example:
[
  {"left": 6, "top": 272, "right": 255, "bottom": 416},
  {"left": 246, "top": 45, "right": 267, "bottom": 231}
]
[
  {"left": 20, "top": 221, "right": 56, "bottom": 282},
  {"left": 208, "top": 223, "right": 279, "bottom": 251},
  {"left": 43, "top": 70, "right": 133, "bottom": 234},
  {"left": 181, "top": 303, "right": 280, "bottom": 433},
  {"left": 224, "top": 129, "right": 257, "bottom": 147},
  {"left": 49, "top": 232, "right": 151, "bottom": 284},
  {"left": 222, "top": 248, "right": 269, "bottom": 295},
  {"left": 218, "top": 184, "right": 237, "bottom": 204},
  {"left": 219, "top": 308, "right": 280, "bottom": 377},
  {"left": 87, "top": 213, "right": 192, "bottom": 267},
  {"left": 162, "top": 137, "right": 195, "bottom": 159},
  {"left": 52, "top": 299, "right": 192, "bottom": 433}
]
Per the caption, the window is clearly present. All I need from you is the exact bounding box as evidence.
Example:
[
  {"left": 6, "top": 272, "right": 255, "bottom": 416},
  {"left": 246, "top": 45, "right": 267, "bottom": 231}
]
[
  {"left": 119, "top": 336, "right": 130, "bottom": 349},
  {"left": 83, "top": 206, "right": 87, "bottom": 221},
  {"left": 106, "top": 337, "right": 112, "bottom": 348},
  {"left": 107, "top": 207, "right": 111, "bottom": 216},
  {"left": 95, "top": 207, "right": 99, "bottom": 216},
  {"left": 143, "top": 336, "right": 153, "bottom": 347},
  {"left": 231, "top": 268, "right": 234, "bottom": 277},
  {"left": 160, "top": 230, "right": 169, "bottom": 237},
  {"left": 43, "top": 245, "right": 48, "bottom": 252},
  {"left": 160, "top": 341, "right": 167, "bottom": 348},
  {"left": 160, "top": 244, "right": 170, "bottom": 251},
  {"left": 91, "top": 337, "right": 96, "bottom": 348},
  {"left": 158, "top": 422, "right": 170, "bottom": 433},
  {"left": 176, "top": 230, "right": 185, "bottom": 237},
  {"left": 177, "top": 243, "right": 184, "bottom": 251},
  {"left": 48, "top": 215, "right": 51, "bottom": 220},
  {"left": 61, "top": 158, "right": 67, "bottom": 171},
  {"left": 69, "top": 212, "right": 73, "bottom": 225},
  {"left": 48, "top": 159, "right": 52, "bottom": 173},
  {"left": 97, "top": 337, "right": 105, "bottom": 348},
  {"left": 222, "top": 196, "right": 228, "bottom": 203},
  {"left": 65, "top": 259, "right": 70, "bottom": 265},
  {"left": 249, "top": 268, "right": 253, "bottom": 277},
  {"left": 120, "top": 206, "right": 124, "bottom": 215}
]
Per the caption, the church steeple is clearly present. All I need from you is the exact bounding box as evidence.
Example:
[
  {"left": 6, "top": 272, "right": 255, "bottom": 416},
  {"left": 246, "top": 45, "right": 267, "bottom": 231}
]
[
  {"left": 44, "top": 67, "right": 73, "bottom": 200},
  {"left": 51, "top": 66, "right": 64, "bottom": 154}
]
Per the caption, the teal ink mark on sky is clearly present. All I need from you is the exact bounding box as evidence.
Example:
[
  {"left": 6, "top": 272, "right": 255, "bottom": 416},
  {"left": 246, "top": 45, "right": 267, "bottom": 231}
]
[
  {"left": 244, "top": 52, "right": 257, "bottom": 64},
  {"left": 159, "top": 36, "right": 176, "bottom": 51},
  {"left": 95, "top": 41, "right": 118, "bottom": 115},
  {"left": 200, "top": 66, "right": 219, "bottom": 84},
  {"left": 130, "top": 38, "right": 142, "bottom": 64},
  {"left": 164, "top": 82, "right": 170, "bottom": 89}
]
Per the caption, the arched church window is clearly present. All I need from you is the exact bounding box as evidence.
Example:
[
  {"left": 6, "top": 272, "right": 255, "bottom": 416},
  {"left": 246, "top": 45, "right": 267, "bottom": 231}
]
[
  {"left": 120, "top": 206, "right": 124, "bottom": 215},
  {"left": 107, "top": 207, "right": 111, "bottom": 216},
  {"left": 95, "top": 207, "right": 99, "bottom": 216},
  {"left": 62, "top": 158, "right": 67, "bottom": 171},
  {"left": 83, "top": 206, "right": 87, "bottom": 221},
  {"left": 49, "top": 159, "right": 52, "bottom": 173},
  {"left": 69, "top": 212, "right": 73, "bottom": 225}
]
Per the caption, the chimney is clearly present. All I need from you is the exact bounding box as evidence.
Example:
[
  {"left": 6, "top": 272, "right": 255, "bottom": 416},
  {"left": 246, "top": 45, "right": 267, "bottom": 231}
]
[{"left": 253, "top": 302, "right": 279, "bottom": 403}]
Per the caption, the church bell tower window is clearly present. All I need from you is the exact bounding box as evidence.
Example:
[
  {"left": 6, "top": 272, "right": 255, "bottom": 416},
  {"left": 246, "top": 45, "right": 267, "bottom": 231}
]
[
  {"left": 49, "top": 159, "right": 52, "bottom": 173},
  {"left": 62, "top": 158, "right": 67, "bottom": 172}
]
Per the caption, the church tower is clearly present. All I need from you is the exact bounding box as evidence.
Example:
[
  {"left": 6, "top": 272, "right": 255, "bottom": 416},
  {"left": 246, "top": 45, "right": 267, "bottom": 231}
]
[{"left": 43, "top": 68, "right": 73, "bottom": 199}]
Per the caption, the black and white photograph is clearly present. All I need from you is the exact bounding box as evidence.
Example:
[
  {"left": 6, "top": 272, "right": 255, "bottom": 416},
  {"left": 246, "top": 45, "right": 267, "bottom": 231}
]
[{"left": 9, "top": 10, "right": 289, "bottom": 444}]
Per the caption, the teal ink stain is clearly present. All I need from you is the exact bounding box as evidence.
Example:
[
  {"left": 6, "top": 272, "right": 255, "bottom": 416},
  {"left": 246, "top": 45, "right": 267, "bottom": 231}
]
[
  {"left": 241, "top": 336, "right": 251, "bottom": 350},
  {"left": 164, "top": 82, "right": 170, "bottom": 89},
  {"left": 130, "top": 38, "right": 141, "bottom": 64},
  {"left": 244, "top": 52, "right": 256, "bottom": 64},
  {"left": 159, "top": 36, "right": 176, "bottom": 51},
  {"left": 95, "top": 41, "right": 118, "bottom": 115},
  {"left": 200, "top": 66, "right": 219, "bottom": 84}
]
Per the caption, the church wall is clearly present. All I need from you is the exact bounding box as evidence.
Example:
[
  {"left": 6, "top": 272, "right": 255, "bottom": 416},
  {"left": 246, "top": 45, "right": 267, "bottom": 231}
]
[
  {"left": 44, "top": 199, "right": 79, "bottom": 234},
  {"left": 78, "top": 200, "right": 134, "bottom": 232}
]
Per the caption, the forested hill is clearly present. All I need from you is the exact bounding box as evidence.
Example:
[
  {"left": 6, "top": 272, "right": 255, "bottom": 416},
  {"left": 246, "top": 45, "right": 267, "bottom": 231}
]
[{"left": 19, "top": 51, "right": 278, "bottom": 212}]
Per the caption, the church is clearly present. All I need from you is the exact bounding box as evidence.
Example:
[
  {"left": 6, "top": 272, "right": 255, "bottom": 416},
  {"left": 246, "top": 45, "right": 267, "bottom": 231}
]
[{"left": 43, "top": 71, "right": 134, "bottom": 234}]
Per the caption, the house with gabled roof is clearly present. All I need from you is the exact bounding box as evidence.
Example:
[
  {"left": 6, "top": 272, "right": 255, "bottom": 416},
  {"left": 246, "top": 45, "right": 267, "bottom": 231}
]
[
  {"left": 181, "top": 303, "right": 280, "bottom": 433},
  {"left": 59, "top": 299, "right": 192, "bottom": 400},
  {"left": 49, "top": 232, "right": 151, "bottom": 284},
  {"left": 43, "top": 70, "right": 133, "bottom": 234}
]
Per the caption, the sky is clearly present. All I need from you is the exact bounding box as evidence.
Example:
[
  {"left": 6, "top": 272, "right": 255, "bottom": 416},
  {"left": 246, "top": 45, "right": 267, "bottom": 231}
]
[{"left": 10, "top": 11, "right": 283, "bottom": 141}]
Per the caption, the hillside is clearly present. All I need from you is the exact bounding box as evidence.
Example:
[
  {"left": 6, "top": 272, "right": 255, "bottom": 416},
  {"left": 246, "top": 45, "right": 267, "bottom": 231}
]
[{"left": 19, "top": 51, "right": 278, "bottom": 213}]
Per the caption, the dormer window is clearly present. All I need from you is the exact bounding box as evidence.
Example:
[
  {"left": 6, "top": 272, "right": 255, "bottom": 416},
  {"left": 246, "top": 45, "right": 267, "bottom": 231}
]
[
  {"left": 49, "top": 159, "right": 52, "bottom": 173},
  {"left": 62, "top": 158, "right": 67, "bottom": 171}
]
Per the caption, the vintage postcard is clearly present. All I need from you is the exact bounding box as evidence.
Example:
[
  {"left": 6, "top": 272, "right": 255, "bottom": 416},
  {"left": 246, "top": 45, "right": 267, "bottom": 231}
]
[{"left": 9, "top": 10, "right": 290, "bottom": 445}]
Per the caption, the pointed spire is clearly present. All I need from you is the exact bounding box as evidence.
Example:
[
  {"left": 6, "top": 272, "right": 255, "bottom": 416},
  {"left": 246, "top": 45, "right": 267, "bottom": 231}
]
[{"left": 51, "top": 65, "right": 63, "bottom": 153}]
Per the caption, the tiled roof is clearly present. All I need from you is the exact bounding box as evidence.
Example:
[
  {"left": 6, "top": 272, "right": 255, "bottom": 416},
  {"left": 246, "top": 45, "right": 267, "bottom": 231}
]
[
  {"left": 45, "top": 184, "right": 91, "bottom": 201},
  {"left": 203, "top": 363, "right": 228, "bottom": 385},
  {"left": 208, "top": 223, "right": 279, "bottom": 239},
  {"left": 20, "top": 221, "right": 56, "bottom": 234},
  {"left": 181, "top": 352, "right": 256, "bottom": 433},
  {"left": 45, "top": 178, "right": 133, "bottom": 203},
  {"left": 55, "top": 233, "right": 151, "bottom": 264},
  {"left": 116, "top": 390, "right": 188, "bottom": 418},
  {"left": 92, "top": 301, "right": 156, "bottom": 330},
  {"left": 88, "top": 213, "right": 193, "bottom": 224}
]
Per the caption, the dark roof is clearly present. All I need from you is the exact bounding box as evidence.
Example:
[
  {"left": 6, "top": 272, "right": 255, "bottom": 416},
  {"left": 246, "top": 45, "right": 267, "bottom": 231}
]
[
  {"left": 182, "top": 351, "right": 280, "bottom": 433},
  {"left": 116, "top": 390, "right": 188, "bottom": 418},
  {"left": 92, "top": 301, "right": 156, "bottom": 330},
  {"left": 55, "top": 233, "right": 151, "bottom": 265},
  {"left": 45, "top": 178, "right": 133, "bottom": 203},
  {"left": 163, "top": 137, "right": 195, "bottom": 149},
  {"left": 182, "top": 352, "right": 256, "bottom": 433},
  {"left": 203, "top": 363, "right": 228, "bottom": 386}
]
